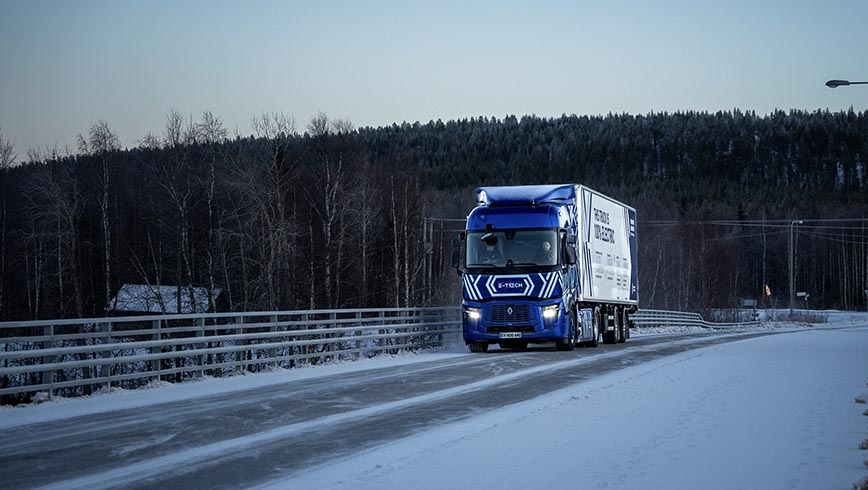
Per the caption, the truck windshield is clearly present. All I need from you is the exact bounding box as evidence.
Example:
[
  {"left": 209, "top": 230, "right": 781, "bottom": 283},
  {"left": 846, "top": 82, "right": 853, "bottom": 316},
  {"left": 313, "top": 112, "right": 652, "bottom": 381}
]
[{"left": 466, "top": 229, "right": 559, "bottom": 269}]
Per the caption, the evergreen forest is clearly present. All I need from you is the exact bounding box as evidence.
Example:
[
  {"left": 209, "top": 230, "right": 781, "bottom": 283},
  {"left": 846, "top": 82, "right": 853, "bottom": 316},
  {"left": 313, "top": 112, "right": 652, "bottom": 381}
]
[{"left": 1, "top": 108, "right": 867, "bottom": 321}]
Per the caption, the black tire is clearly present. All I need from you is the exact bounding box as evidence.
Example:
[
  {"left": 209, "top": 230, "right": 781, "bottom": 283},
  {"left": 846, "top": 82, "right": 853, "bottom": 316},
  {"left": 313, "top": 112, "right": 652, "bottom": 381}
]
[
  {"left": 622, "top": 309, "right": 631, "bottom": 341},
  {"left": 467, "top": 342, "right": 489, "bottom": 353},
  {"left": 602, "top": 308, "right": 617, "bottom": 344},
  {"left": 555, "top": 338, "right": 575, "bottom": 351},
  {"left": 569, "top": 309, "right": 577, "bottom": 336},
  {"left": 588, "top": 307, "right": 602, "bottom": 347},
  {"left": 556, "top": 308, "right": 577, "bottom": 351},
  {"left": 617, "top": 307, "right": 627, "bottom": 343}
]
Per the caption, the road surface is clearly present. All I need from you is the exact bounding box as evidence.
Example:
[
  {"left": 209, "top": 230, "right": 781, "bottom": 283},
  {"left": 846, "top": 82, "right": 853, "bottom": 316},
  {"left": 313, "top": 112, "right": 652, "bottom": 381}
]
[{"left": 0, "top": 330, "right": 798, "bottom": 489}]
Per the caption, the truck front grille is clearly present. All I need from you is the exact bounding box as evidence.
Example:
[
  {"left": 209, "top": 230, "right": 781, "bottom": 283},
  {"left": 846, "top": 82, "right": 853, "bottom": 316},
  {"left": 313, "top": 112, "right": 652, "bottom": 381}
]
[{"left": 487, "top": 304, "right": 531, "bottom": 324}]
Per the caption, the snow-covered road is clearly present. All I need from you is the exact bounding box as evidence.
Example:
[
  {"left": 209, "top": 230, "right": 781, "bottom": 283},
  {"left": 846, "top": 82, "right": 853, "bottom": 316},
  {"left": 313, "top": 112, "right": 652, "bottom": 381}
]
[
  {"left": 269, "top": 325, "right": 868, "bottom": 490},
  {"left": 2, "top": 324, "right": 867, "bottom": 489}
]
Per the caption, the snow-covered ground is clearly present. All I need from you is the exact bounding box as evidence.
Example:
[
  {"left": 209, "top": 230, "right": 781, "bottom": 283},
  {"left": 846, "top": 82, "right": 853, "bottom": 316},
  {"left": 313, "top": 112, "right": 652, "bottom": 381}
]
[
  {"left": 3, "top": 322, "right": 867, "bottom": 489},
  {"left": 263, "top": 324, "right": 868, "bottom": 490}
]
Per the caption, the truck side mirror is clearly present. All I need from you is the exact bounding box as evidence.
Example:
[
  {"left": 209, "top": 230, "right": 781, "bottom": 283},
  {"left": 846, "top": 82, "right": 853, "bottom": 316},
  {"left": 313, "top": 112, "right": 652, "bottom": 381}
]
[
  {"left": 564, "top": 233, "right": 577, "bottom": 265},
  {"left": 452, "top": 233, "right": 465, "bottom": 271},
  {"left": 565, "top": 247, "right": 577, "bottom": 265}
]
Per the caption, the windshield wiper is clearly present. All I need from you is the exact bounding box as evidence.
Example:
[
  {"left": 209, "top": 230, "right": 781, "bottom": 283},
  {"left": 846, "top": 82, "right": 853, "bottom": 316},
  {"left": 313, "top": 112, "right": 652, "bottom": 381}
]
[{"left": 508, "top": 262, "right": 538, "bottom": 268}]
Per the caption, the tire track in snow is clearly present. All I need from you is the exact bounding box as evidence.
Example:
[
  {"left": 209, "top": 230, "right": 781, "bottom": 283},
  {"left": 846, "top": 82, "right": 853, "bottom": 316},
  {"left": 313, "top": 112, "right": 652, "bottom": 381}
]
[{"left": 33, "top": 331, "right": 776, "bottom": 490}]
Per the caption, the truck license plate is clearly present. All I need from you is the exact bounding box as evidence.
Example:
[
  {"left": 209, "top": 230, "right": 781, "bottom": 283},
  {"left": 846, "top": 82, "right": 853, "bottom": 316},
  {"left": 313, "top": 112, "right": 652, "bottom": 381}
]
[{"left": 499, "top": 332, "right": 522, "bottom": 339}]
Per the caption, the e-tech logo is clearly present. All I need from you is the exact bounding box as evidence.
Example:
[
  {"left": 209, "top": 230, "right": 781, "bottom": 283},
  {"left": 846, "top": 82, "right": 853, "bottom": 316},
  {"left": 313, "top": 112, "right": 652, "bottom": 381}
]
[{"left": 486, "top": 275, "right": 533, "bottom": 297}]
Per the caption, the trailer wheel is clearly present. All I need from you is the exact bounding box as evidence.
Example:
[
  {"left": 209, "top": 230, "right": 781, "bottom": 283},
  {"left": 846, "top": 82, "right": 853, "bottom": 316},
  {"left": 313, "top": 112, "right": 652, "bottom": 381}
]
[
  {"left": 602, "top": 308, "right": 617, "bottom": 344},
  {"left": 617, "top": 307, "right": 627, "bottom": 343},
  {"left": 622, "top": 309, "right": 631, "bottom": 341},
  {"left": 467, "top": 342, "right": 489, "bottom": 353}
]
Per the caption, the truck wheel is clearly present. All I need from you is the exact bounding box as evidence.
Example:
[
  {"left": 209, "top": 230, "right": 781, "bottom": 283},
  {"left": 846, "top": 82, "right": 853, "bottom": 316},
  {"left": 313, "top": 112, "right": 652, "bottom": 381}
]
[
  {"left": 556, "top": 320, "right": 576, "bottom": 351},
  {"left": 467, "top": 342, "right": 489, "bottom": 353},
  {"left": 555, "top": 339, "right": 575, "bottom": 351},
  {"left": 570, "top": 309, "right": 580, "bottom": 346},
  {"left": 602, "top": 308, "right": 617, "bottom": 344},
  {"left": 622, "top": 309, "right": 631, "bottom": 341},
  {"left": 617, "top": 307, "right": 627, "bottom": 343},
  {"left": 588, "top": 308, "right": 602, "bottom": 347}
]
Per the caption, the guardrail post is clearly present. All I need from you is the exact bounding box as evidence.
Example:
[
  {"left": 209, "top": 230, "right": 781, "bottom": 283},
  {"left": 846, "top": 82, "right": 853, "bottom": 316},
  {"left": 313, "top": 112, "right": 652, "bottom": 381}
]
[
  {"left": 301, "top": 313, "right": 309, "bottom": 367},
  {"left": 378, "top": 310, "right": 386, "bottom": 351},
  {"left": 431, "top": 308, "right": 440, "bottom": 346},
  {"left": 407, "top": 308, "right": 415, "bottom": 350},
  {"left": 355, "top": 311, "right": 362, "bottom": 359},
  {"left": 436, "top": 307, "right": 446, "bottom": 346},
  {"left": 269, "top": 315, "right": 278, "bottom": 369},
  {"left": 196, "top": 317, "right": 205, "bottom": 378},
  {"left": 407, "top": 308, "right": 414, "bottom": 349},
  {"left": 99, "top": 322, "right": 112, "bottom": 391},
  {"left": 411, "top": 308, "right": 419, "bottom": 350},
  {"left": 151, "top": 319, "right": 161, "bottom": 382},
  {"left": 236, "top": 315, "right": 244, "bottom": 373},
  {"left": 42, "top": 324, "right": 56, "bottom": 400},
  {"left": 328, "top": 312, "right": 336, "bottom": 363}
]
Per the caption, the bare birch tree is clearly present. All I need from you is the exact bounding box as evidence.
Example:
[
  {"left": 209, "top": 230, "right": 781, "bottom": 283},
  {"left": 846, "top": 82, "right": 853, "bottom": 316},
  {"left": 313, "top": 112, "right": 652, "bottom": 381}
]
[
  {"left": 349, "top": 156, "right": 380, "bottom": 306},
  {"left": 222, "top": 112, "right": 299, "bottom": 310},
  {"left": 304, "top": 113, "right": 355, "bottom": 307},
  {"left": 77, "top": 121, "right": 120, "bottom": 313},
  {"left": 197, "top": 111, "right": 228, "bottom": 311},
  {"left": 0, "top": 129, "right": 16, "bottom": 318},
  {"left": 24, "top": 163, "right": 84, "bottom": 317},
  {"left": 0, "top": 128, "right": 15, "bottom": 169}
]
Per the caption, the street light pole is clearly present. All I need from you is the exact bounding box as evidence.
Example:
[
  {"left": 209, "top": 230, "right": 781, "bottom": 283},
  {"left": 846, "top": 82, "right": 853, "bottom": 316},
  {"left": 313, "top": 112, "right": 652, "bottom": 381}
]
[
  {"left": 825, "top": 79, "right": 868, "bottom": 88},
  {"left": 789, "top": 220, "right": 803, "bottom": 313}
]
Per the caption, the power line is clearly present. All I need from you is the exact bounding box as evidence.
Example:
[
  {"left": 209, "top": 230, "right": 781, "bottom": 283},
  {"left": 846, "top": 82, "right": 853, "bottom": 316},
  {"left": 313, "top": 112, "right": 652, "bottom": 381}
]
[
  {"left": 799, "top": 231, "right": 868, "bottom": 245},
  {"left": 705, "top": 230, "right": 789, "bottom": 242},
  {"left": 643, "top": 218, "right": 868, "bottom": 229}
]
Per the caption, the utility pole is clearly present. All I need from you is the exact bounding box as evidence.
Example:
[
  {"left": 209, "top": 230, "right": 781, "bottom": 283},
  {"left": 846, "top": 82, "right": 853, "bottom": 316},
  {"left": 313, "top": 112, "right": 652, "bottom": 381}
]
[
  {"left": 788, "top": 220, "right": 803, "bottom": 313},
  {"left": 422, "top": 217, "right": 433, "bottom": 305}
]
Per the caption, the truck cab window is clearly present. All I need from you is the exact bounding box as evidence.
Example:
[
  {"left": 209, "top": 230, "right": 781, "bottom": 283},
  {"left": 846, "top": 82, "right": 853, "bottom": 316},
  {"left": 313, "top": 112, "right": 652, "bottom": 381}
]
[{"left": 466, "top": 230, "right": 559, "bottom": 269}]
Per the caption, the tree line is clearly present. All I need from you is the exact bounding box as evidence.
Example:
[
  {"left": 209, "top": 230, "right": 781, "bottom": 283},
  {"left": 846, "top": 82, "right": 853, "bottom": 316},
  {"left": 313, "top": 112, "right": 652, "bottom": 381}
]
[{"left": 0, "top": 108, "right": 867, "bottom": 321}]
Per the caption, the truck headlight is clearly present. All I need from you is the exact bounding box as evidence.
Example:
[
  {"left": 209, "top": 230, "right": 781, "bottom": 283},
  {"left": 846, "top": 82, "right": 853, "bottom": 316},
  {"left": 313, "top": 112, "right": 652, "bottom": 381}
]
[
  {"left": 542, "top": 304, "right": 559, "bottom": 320},
  {"left": 464, "top": 307, "right": 481, "bottom": 320}
]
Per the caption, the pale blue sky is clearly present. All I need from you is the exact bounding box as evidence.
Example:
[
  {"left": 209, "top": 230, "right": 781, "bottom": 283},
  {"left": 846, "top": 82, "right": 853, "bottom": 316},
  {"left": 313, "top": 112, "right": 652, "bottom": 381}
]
[{"left": 1, "top": 0, "right": 867, "bottom": 154}]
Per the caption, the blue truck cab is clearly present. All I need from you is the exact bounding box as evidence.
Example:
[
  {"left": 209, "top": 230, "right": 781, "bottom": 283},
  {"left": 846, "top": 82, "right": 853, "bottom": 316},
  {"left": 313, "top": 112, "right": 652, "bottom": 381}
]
[{"left": 453, "top": 184, "right": 638, "bottom": 352}]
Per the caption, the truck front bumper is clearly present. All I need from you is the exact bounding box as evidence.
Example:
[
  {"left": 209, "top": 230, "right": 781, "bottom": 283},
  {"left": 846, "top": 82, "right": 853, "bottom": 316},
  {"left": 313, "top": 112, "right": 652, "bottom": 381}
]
[{"left": 462, "top": 300, "right": 568, "bottom": 343}]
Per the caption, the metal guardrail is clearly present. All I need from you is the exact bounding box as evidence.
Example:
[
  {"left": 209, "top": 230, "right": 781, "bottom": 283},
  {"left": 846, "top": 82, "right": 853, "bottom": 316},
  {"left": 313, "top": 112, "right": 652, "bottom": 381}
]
[
  {"left": 0, "top": 306, "right": 761, "bottom": 403},
  {"left": 630, "top": 309, "right": 762, "bottom": 329},
  {"left": 0, "top": 307, "right": 461, "bottom": 402}
]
